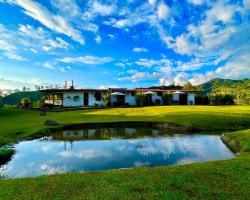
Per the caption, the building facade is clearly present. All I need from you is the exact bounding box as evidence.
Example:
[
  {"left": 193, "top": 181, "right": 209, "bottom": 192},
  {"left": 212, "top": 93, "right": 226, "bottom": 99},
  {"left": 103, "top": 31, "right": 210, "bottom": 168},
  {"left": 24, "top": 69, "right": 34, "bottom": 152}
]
[{"left": 41, "top": 88, "right": 197, "bottom": 107}]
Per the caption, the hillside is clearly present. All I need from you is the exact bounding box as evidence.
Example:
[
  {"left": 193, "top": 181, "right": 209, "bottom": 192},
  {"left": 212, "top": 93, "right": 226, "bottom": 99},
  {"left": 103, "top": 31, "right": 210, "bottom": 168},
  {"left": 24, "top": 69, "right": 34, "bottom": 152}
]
[
  {"left": 0, "top": 91, "right": 43, "bottom": 107},
  {"left": 198, "top": 78, "right": 249, "bottom": 94}
]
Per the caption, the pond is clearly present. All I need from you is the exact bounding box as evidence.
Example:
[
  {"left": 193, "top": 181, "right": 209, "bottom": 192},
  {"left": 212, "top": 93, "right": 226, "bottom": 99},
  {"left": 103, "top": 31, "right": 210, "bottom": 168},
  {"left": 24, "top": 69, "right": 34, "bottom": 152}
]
[{"left": 0, "top": 126, "right": 235, "bottom": 178}]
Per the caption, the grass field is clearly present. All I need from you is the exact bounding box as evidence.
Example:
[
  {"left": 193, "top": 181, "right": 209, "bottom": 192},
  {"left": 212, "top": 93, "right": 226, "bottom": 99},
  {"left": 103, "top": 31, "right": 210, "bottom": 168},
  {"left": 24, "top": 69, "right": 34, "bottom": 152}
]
[{"left": 0, "top": 106, "right": 250, "bottom": 199}]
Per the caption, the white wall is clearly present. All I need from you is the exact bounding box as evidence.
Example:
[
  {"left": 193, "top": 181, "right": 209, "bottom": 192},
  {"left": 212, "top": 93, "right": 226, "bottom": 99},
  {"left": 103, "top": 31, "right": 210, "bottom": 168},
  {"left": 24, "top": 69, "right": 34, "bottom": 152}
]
[
  {"left": 187, "top": 93, "right": 195, "bottom": 105},
  {"left": 88, "top": 91, "right": 104, "bottom": 106},
  {"left": 125, "top": 92, "right": 136, "bottom": 105},
  {"left": 152, "top": 93, "right": 163, "bottom": 105},
  {"left": 63, "top": 91, "right": 83, "bottom": 107},
  {"left": 173, "top": 93, "right": 179, "bottom": 102}
]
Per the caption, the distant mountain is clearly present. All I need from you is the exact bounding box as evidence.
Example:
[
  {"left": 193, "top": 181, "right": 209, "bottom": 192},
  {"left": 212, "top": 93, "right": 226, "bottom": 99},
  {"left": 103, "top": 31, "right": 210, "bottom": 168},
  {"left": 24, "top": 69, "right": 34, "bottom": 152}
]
[
  {"left": 145, "top": 78, "right": 249, "bottom": 95},
  {"left": 198, "top": 78, "right": 250, "bottom": 94},
  {"left": 0, "top": 91, "right": 43, "bottom": 107}
]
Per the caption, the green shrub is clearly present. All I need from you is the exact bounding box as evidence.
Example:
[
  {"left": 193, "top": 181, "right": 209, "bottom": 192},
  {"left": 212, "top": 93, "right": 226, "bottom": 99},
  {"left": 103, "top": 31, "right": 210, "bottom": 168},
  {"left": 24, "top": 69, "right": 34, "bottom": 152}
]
[
  {"left": 21, "top": 98, "right": 32, "bottom": 108},
  {"left": 0, "top": 148, "right": 15, "bottom": 165},
  {"left": 135, "top": 92, "right": 145, "bottom": 106},
  {"left": 3, "top": 104, "right": 17, "bottom": 109},
  {"left": 208, "top": 93, "right": 235, "bottom": 105},
  {"left": 162, "top": 92, "right": 173, "bottom": 105},
  {"left": 102, "top": 92, "right": 111, "bottom": 107}
]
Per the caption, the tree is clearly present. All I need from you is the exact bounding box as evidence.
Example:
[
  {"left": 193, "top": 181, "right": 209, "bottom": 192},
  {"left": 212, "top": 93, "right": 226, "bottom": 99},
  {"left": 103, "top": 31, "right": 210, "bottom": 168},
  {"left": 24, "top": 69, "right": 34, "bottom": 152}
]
[
  {"left": 21, "top": 98, "right": 31, "bottom": 108},
  {"left": 162, "top": 92, "right": 173, "bottom": 105},
  {"left": 135, "top": 92, "right": 145, "bottom": 106},
  {"left": 102, "top": 92, "right": 111, "bottom": 107},
  {"left": 183, "top": 82, "right": 197, "bottom": 90}
]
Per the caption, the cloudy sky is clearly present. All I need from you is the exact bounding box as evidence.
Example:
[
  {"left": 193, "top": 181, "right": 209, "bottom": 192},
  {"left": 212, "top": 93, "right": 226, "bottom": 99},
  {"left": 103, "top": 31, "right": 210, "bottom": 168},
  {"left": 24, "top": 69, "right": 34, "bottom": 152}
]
[{"left": 0, "top": 0, "right": 249, "bottom": 89}]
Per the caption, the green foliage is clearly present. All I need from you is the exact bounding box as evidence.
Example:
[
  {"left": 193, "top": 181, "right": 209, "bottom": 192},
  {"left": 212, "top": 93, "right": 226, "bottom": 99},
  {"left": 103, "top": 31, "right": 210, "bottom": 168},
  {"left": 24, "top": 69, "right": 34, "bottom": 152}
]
[
  {"left": 3, "top": 104, "right": 17, "bottom": 109},
  {"left": 198, "top": 78, "right": 250, "bottom": 105},
  {"left": 208, "top": 93, "right": 235, "bottom": 105},
  {"left": 0, "top": 148, "right": 14, "bottom": 157},
  {"left": 32, "top": 100, "right": 43, "bottom": 108},
  {"left": 102, "top": 92, "right": 111, "bottom": 107},
  {"left": 21, "top": 98, "right": 32, "bottom": 108},
  {"left": 162, "top": 92, "right": 173, "bottom": 105},
  {"left": 135, "top": 92, "right": 145, "bottom": 106},
  {"left": 183, "top": 82, "right": 198, "bottom": 90},
  {"left": 195, "top": 94, "right": 209, "bottom": 105},
  {"left": 0, "top": 148, "right": 15, "bottom": 165},
  {"left": 0, "top": 91, "right": 43, "bottom": 108}
]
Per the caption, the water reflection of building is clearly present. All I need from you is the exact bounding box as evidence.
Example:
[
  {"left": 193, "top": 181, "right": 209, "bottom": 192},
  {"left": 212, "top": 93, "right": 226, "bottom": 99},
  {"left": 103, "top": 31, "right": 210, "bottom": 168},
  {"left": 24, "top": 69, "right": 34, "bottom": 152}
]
[{"left": 52, "top": 127, "right": 162, "bottom": 141}]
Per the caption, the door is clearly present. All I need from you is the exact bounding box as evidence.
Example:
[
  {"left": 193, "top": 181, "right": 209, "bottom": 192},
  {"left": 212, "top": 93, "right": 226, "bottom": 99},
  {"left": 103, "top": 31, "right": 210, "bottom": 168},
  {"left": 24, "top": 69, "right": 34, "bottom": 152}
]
[
  {"left": 179, "top": 94, "right": 187, "bottom": 105},
  {"left": 84, "top": 92, "right": 89, "bottom": 106},
  {"left": 116, "top": 95, "right": 125, "bottom": 106},
  {"left": 145, "top": 94, "right": 153, "bottom": 105}
]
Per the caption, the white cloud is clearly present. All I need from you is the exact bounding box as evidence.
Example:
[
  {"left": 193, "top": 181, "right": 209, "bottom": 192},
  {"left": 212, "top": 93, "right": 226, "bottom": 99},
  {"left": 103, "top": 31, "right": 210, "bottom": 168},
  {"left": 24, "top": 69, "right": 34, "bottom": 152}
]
[
  {"left": 0, "top": 24, "right": 28, "bottom": 61},
  {"left": 43, "top": 61, "right": 55, "bottom": 70},
  {"left": 59, "top": 66, "right": 71, "bottom": 73},
  {"left": 188, "top": 0, "right": 206, "bottom": 5},
  {"left": 157, "top": 1, "right": 169, "bottom": 20},
  {"left": 108, "top": 34, "right": 115, "bottom": 40},
  {"left": 57, "top": 55, "right": 113, "bottom": 65},
  {"left": 92, "top": 1, "right": 116, "bottom": 16},
  {"left": 18, "top": 24, "right": 71, "bottom": 52},
  {"left": 135, "top": 58, "right": 171, "bottom": 68},
  {"left": 118, "top": 70, "right": 160, "bottom": 82},
  {"left": 133, "top": 47, "right": 148, "bottom": 53},
  {"left": 5, "top": 0, "right": 84, "bottom": 44},
  {"left": 51, "top": 0, "right": 81, "bottom": 18},
  {"left": 148, "top": 0, "right": 156, "bottom": 6},
  {"left": 3, "top": 51, "right": 27, "bottom": 61},
  {"left": 94, "top": 35, "right": 101, "bottom": 44}
]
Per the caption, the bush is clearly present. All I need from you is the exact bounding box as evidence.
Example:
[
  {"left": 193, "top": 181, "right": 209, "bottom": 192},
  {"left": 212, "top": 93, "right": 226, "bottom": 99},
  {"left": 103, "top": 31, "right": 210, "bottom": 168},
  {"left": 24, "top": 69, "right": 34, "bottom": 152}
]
[
  {"left": 208, "top": 93, "right": 235, "bottom": 105},
  {"left": 0, "top": 148, "right": 15, "bottom": 165},
  {"left": 3, "top": 104, "right": 17, "bottom": 109},
  {"left": 162, "top": 92, "right": 173, "bottom": 105},
  {"left": 135, "top": 92, "right": 145, "bottom": 106},
  {"left": 195, "top": 95, "right": 209, "bottom": 105},
  {"left": 102, "top": 93, "right": 111, "bottom": 107},
  {"left": 155, "top": 99, "right": 161, "bottom": 105},
  {"left": 21, "top": 98, "right": 31, "bottom": 108}
]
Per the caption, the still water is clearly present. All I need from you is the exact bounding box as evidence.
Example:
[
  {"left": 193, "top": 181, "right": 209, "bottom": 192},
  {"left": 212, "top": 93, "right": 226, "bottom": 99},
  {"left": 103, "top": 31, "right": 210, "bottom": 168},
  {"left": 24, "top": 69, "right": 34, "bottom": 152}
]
[{"left": 0, "top": 127, "right": 235, "bottom": 178}]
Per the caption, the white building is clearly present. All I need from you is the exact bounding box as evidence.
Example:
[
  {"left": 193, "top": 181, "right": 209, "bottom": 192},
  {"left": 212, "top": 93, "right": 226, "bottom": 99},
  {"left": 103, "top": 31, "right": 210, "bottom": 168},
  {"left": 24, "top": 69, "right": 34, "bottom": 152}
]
[{"left": 42, "top": 88, "right": 196, "bottom": 107}]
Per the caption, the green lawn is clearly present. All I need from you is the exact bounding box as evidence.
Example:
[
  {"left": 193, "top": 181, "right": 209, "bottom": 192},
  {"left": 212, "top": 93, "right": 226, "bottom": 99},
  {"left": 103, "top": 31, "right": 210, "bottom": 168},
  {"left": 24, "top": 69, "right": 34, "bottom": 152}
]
[{"left": 0, "top": 106, "right": 250, "bottom": 199}]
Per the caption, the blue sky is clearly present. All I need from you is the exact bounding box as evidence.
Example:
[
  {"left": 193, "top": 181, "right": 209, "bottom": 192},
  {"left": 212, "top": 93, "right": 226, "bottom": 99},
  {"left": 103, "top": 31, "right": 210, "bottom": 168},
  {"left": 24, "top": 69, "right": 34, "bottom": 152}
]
[{"left": 0, "top": 0, "right": 249, "bottom": 89}]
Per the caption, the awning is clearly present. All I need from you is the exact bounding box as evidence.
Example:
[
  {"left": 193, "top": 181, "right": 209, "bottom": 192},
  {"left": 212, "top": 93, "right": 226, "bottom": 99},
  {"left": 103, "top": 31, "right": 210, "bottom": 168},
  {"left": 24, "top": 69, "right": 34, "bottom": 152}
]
[
  {"left": 111, "top": 92, "right": 125, "bottom": 96},
  {"left": 144, "top": 91, "right": 155, "bottom": 95},
  {"left": 173, "top": 91, "right": 186, "bottom": 94}
]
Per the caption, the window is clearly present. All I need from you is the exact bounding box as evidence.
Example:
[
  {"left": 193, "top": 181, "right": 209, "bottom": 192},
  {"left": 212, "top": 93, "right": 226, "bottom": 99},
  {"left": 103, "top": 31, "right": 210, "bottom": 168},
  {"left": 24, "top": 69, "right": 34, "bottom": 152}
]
[{"left": 94, "top": 92, "right": 101, "bottom": 101}]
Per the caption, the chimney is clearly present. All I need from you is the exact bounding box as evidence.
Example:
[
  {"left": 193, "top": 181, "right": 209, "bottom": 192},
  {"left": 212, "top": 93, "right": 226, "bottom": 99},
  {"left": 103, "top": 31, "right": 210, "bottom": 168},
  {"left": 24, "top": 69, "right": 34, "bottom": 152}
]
[{"left": 70, "top": 80, "right": 74, "bottom": 90}]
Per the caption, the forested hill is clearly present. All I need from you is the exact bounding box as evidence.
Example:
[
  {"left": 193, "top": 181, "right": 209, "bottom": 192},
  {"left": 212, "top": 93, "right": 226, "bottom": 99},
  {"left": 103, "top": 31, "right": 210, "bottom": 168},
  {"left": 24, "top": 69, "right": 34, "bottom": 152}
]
[
  {"left": 0, "top": 91, "right": 43, "bottom": 107},
  {"left": 146, "top": 78, "right": 249, "bottom": 95},
  {"left": 198, "top": 78, "right": 250, "bottom": 94}
]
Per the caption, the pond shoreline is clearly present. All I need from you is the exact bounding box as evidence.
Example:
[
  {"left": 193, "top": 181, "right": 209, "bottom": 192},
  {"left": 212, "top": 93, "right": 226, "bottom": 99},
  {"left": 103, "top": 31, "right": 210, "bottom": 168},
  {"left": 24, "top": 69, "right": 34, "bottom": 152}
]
[{"left": 0, "top": 121, "right": 228, "bottom": 149}]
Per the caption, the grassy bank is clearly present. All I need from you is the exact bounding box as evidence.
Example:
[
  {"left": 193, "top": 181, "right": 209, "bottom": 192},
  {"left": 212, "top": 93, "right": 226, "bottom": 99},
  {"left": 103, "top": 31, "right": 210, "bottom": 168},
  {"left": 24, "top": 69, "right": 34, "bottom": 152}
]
[
  {"left": 0, "top": 106, "right": 250, "bottom": 146},
  {"left": 0, "top": 129, "right": 250, "bottom": 199}
]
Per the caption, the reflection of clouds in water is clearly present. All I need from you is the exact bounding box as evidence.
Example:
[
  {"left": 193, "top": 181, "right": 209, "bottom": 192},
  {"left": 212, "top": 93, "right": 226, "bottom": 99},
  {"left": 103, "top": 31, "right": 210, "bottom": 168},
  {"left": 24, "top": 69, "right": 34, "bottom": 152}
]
[
  {"left": 40, "top": 163, "right": 66, "bottom": 175},
  {"left": 0, "top": 132, "right": 235, "bottom": 178},
  {"left": 176, "top": 158, "right": 195, "bottom": 165},
  {"left": 58, "top": 149, "right": 112, "bottom": 159},
  {"left": 134, "top": 161, "right": 150, "bottom": 168}
]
